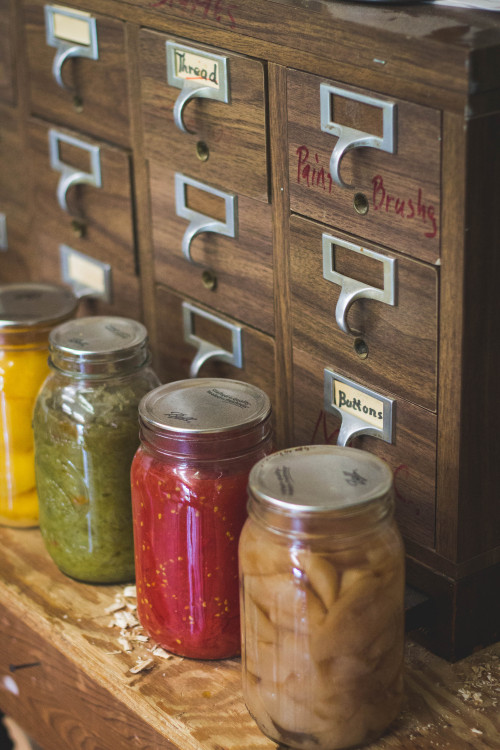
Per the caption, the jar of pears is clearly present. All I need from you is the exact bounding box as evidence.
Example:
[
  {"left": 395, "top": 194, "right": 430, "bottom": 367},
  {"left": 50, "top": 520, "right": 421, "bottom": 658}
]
[
  {"left": 0, "top": 282, "right": 77, "bottom": 527},
  {"left": 239, "top": 445, "right": 405, "bottom": 750}
]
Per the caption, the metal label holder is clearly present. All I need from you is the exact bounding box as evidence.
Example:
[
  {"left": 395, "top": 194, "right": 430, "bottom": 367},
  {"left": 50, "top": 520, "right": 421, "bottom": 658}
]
[
  {"left": 49, "top": 129, "right": 102, "bottom": 215},
  {"left": 175, "top": 173, "right": 237, "bottom": 267},
  {"left": 182, "top": 301, "right": 243, "bottom": 378},
  {"left": 324, "top": 368, "right": 394, "bottom": 447},
  {"left": 166, "top": 41, "right": 230, "bottom": 134},
  {"left": 322, "top": 232, "right": 396, "bottom": 337},
  {"left": 60, "top": 244, "right": 112, "bottom": 302},
  {"left": 45, "top": 5, "right": 99, "bottom": 91},
  {"left": 320, "top": 83, "right": 397, "bottom": 189},
  {"left": 0, "top": 214, "right": 7, "bottom": 251}
]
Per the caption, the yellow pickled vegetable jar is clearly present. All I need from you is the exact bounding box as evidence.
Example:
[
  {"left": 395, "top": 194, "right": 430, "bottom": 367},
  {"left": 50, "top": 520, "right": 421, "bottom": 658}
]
[
  {"left": 239, "top": 445, "right": 405, "bottom": 750},
  {"left": 0, "top": 283, "right": 77, "bottom": 526}
]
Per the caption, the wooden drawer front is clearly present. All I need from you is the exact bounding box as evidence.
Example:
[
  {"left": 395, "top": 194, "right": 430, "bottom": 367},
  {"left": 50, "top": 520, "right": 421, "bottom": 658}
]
[
  {"left": 0, "top": 105, "right": 31, "bottom": 282},
  {"left": 140, "top": 30, "right": 268, "bottom": 203},
  {"left": 29, "top": 119, "right": 141, "bottom": 318},
  {"left": 23, "top": 2, "right": 130, "bottom": 147},
  {"left": 0, "top": 2, "right": 15, "bottom": 104},
  {"left": 288, "top": 70, "right": 441, "bottom": 264},
  {"left": 293, "top": 347, "right": 437, "bottom": 548},
  {"left": 155, "top": 286, "right": 277, "bottom": 419},
  {"left": 291, "top": 214, "right": 438, "bottom": 412},
  {"left": 150, "top": 165, "right": 274, "bottom": 335}
]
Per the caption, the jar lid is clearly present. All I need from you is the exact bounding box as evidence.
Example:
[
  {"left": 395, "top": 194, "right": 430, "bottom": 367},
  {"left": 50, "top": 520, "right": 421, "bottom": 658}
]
[
  {"left": 139, "top": 378, "right": 271, "bottom": 436},
  {"left": 49, "top": 316, "right": 150, "bottom": 375},
  {"left": 248, "top": 445, "right": 393, "bottom": 514},
  {"left": 0, "top": 282, "right": 78, "bottom": 329}
]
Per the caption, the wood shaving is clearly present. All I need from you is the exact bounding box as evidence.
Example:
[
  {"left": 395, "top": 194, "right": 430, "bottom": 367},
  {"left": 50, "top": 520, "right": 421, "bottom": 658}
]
[
  {"left": 111, "top": 610, "right": 140, "bottom": 629},
  {"left": 104, "top": 600, "right": 127, "bottom": 614},
  {"left": 129, "top": 657, "right": 154, "bottom": 674},
  {"left": 152, "top": 646, "right": 174, "bottom": 659},
  {"left": 117, "top": 636, "right": 133, "bottom": 652},
  {"left": 123, "top": 585, "right": 137, "bottom": 598}
]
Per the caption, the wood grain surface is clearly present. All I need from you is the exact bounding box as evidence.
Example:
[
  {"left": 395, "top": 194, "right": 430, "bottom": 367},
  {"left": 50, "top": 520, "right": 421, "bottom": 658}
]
[
  {"left": 0, "top": 526, "right": 499, "bottom": 750},
  {"left": 139, "top": 29, "right": 269, "bottom": 203},
  {"left": 23, "top": 0, "right": 131, "bottom": 147}
]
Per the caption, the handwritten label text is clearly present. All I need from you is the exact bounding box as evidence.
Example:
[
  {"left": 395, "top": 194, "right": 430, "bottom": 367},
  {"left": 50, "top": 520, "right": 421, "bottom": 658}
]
[
  {"left": 151, "top": 0, "right": 237, "bottom": 30},
  {"left": 295, "top": 145, "right": 438, "bottom": 240}
]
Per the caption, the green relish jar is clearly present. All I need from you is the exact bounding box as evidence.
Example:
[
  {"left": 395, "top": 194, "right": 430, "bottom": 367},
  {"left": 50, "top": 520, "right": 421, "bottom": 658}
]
[{"left": 33, "top": 316, "right": 160, "bottom": 583}]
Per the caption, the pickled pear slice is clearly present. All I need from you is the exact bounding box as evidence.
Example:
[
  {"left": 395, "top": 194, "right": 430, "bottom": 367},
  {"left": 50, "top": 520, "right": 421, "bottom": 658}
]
[
  {"left": 295, "top": 550, "right": 339, "bottom": 610},
  {"left": 246, "top": 573, "right": 327, "bottom": 631},
  {"left": 239, "top": 522, "right": 292, "bottom": 575}
]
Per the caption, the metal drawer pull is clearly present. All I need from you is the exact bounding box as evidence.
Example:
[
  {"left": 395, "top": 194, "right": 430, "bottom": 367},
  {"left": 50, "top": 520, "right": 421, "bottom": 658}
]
[
  {"left": 175, "top": 173, "right": 237, "bottom": 267},
  {"left": 182, "top": 302, "right": 243, "bottom": 378},
  {"left": 324, "top": 368, "right": 394, "bottom": 447},
  {"left": 49, "top": 130, "right": 102, "bottom": 215},
  {"left": 60, "top": 244, "right": 112, "bottom": 302},
  {"left": 0, "top": 214, "right": 7, "bottom": 251},
  {"left": 322, "top": 233, "right": 396, "bottom": 337},
  {"left": 45, "top": 5, "right": 99, "bottom": 92},
  {"left": 320, "top": 84, "right": 396, "bottom": 190},
  {"left": 167, "top": 42, "right": 230, "bottom": 135}
]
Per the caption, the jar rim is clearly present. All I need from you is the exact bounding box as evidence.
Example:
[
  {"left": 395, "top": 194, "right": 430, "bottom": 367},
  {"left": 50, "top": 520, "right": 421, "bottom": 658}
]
[
  {"left": 0, "top": 282, "right": 77, "bottom": 330},
  {"left": 49, "top": 316, "right": 151, "bottom": 376},
  {"left": 248, "top": 445, "right": 393, "bottom": 515},
  {"left": 138, "top": 378, "right": 272, "bottom": 436}
]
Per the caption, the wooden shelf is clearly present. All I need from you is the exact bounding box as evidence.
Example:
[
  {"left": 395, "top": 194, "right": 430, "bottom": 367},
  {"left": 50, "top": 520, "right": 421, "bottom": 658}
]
[{"left": 0, "top": 526, "right": 499, "bottom": 749}]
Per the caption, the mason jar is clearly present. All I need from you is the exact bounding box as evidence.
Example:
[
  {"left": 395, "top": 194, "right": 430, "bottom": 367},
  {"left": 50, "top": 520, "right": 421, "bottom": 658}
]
[
  {"left": 131, "top": 378, "right": 273, "bottom": 659},
  {"left": 0, "top": 282, "right": 78, "bottom": 527},
  {"left": 239, "top": 445, "right": 405, "bottom": 750},
  {"left": 33, "top": 316, "right": 160, "bottom": 583}
]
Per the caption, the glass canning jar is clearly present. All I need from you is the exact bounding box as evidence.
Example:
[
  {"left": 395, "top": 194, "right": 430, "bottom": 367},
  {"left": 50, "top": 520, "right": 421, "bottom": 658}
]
[
  {"left": 239, "top": 445, "right": 405, "bottom": 750},
  {"left": 0, "top": 282, "right": 78, "bottom": 527},
  {"left": 33, "top": 316, "right": 160, "bottom": 583},
  {"left": 131, "top": 378, "right": 273, "bottom": 660}
]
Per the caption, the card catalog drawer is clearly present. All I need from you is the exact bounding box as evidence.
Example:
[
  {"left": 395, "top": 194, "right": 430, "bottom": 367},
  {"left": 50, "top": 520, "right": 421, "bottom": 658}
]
[
  {"left": 29, "top": 119, "right": 140, "bottom": 318},
  {"left": 288, "top": 70, "right": 441, "bottom": 264},
  {"left": 0, "top": 2, "right": 15, "bottom": 104},
  {"left": 0, "top": 105, "right": 31, "bottom": 281},
  {"left": 155, "top": 286, "right": 277, "bottom": 420},
  {"left": 150, "top": 166, "right": 274, "bottom": 335},
  {"left": 293, "top": 346, "right": 437, "bottom": 548},
  {"left": 291, "top": 214, "right": 438, "bottom": 412},
  {"left": 140, "top": 30, "right": 268, "bottom": 203},
  {"left": 23, "top": 2, "right": 130, "bottom": 146}
]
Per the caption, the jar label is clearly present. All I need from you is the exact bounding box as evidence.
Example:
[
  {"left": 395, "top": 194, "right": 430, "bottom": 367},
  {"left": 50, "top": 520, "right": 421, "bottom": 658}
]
[
  {"left": 333, "top": 380, "right": 384, "bottom": 428},
  {"left": 173, "top": 49, "right": 221, "bottom": 90},
  {"left": 166, "top": 41, "right": 230, "bottom": 107},
  {"left": 324, "top": 369, "right": 394, "bottom": 447}
]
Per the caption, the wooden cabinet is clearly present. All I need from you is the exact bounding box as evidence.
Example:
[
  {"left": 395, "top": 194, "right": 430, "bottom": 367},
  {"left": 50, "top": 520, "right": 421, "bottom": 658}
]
[
  {"left": 140, "top": 30, "right": 269, "bottom": 202},
  {"left": 155, "top": 286, "right": 278, "bottom": 421},
  {"left": 0, "top": 104, "right": 31, "bottom": 281},
  {"left": 29, "top": 119, "right": 141, "bottom": 317},
  {"left": 287, "top": 70, "right": 442, "bottom": 263},
  {"left": 0, "top": 0, "right": 16, "bottom": 105},
  {"left": 150, "top": 165, "right": 274, "bottom": 333},
  {"left": 290, "top": 215, "right": 438, "bottom": 410},
  {"left": 0, "top": 0, "right": 499, "bottom": 669},
  {"left": 23, "top": 1, "right": 131, "bottom": 146}
]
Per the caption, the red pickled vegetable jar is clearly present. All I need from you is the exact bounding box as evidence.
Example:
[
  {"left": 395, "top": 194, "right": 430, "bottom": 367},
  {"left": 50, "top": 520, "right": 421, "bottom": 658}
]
[{"left": 131, "top": 378, "right": 273, "bottom": 659}]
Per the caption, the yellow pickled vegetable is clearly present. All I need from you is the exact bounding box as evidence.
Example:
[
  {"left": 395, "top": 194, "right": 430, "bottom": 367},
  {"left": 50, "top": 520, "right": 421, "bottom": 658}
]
[
  {"left": 0, "top": 346, "right": 50, "bottom": 526},
  {"left": 0, "top": 348, "right": 50, "bottom": 399}
]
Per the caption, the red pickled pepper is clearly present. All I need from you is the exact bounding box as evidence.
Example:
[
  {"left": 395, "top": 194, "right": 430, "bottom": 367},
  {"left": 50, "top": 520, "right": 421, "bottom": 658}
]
[{"left": 131, "top": 447, "right": 251, "bottom": 659}]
